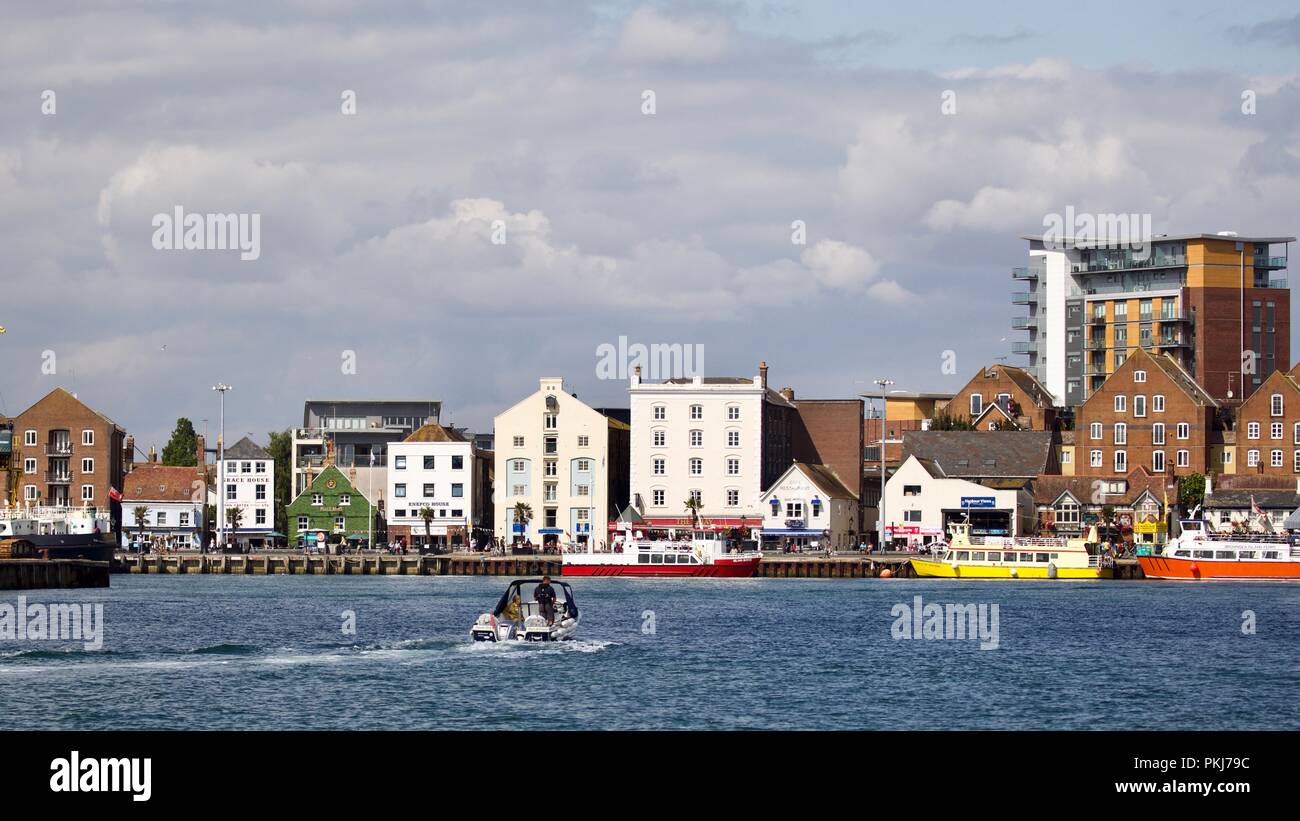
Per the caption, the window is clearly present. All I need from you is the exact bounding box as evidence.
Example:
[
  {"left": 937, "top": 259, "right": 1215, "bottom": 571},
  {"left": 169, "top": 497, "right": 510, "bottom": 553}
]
[
  {"left": 904, "top": 510, "right": 922, "bottom": 523},
  {"left": 312, "top": 493, "right": 323, "bottom": 505},
  {"left": 156, "top": 512, "right": 167, "bottom": 526},
  {"left": 727, "top": 458, "right": 739, "bottom": 476},
  {"left": 23, "top": 485, "right": 36, "bottom": 501},
  {"left": 1133, "top": 396, "right": 1146, "bottom": 417},
  {"left": 786, "top": 501, "right": 804, "bottom": 519},
  {"left": 903, "top": 484, "right": 921, "bottom": 496},
  {"left": 688, "top": 489, "right": 702, "bottom": 504},
  {"left": 652, "top": 458, "right": 665, "bottom": 475},
  {"left": 544, "top": 462, "right": 557, "bottom": 477},
  {"left": 256, "top": 510, "right": 266, "bottom": 526},
  {"left": 544, "top": 413, "right": 557, "bottom": 430},
  {"left": 241, "top": 462, "right": 251, "bottom": 474},
  {"left": 689, "top": 430, "right": 703, "bottom": 447},
  {"left": 1113, "top": 423, "right": 1126, "bottom": 445},
  {"left": 23, "top": 458, "right": 35, "bottom": 474},
  {"left": 577, "top": 435, "right": 589, "bottom": 448},
  {"left": 653, "top": 430, "right": 665, "bottom": 447},
  {"left": 727, "top": 489, "right": 739, "bottom": 506},
  {"left": 511, "top": 484, "right": 525, "bottom": 496},
  {"left": 512, "top": 460, "right": 525, "bottom": 472},
  {"left": 1176, "top": 449, "right": 1189, "bottom": 468},
  {"left": 1294, "top": 451, "right": 1300, "bottom": 472},
  {"left": 298, "top": 516, "right": 308, "bottom": 531},
  {"left": 1090, "top": 422, "right": 1102, "bottom": 440},
  {"left": 1248, "top": 422, "right": 1260, "bottom": 440},
  {"left": 1055, "top": 499, "right": 1080, "bottom": 525},
  {"left": 255, "top": 484, "right": 266, "bottom": 500},
  {"left": 727, "top": 406, "right": 740, "bottom": 421},
  {"left": 1152, "top": 451, "right": 1165, "bottom": 472},
  {"left": 423, "top": 483, "right": 436, "bottom": 498},
  {"left": 226, "top": 484, "right": 236, "bottom": 501},
  {"left": 1152, "top": 423, "right": 1165, "bottom": 445},
  {"left": 255, "top": 461, "right": 266, "bottom": 474},
  {"left": 339, "top": 494, "right": 350, "bottom": 506},
  {"left": 1134, "top": 370, "right": 1147, "bottom": 383},
  {"left": 81, "top": 430, "right": 94, "bottom": 446},
  {"left": 334, "top": 516, "right": 344, "bottom": 531},
  {"left": 1114, "top": 395, "right": 1126, "bottom": 413},
  {"left": 179, "top": 512, "right": 190, "bottom": 527},
  {"left": 1222, "top": 450, "right": 1232, "bottom": 465},
  {"left": 81, "top": 484, "right": 94, "bottom": 501},
  {"left": 727, "top": 430, "right": 740, "bottom": 448},
  {"left": 1294, "top": 423, "right": 1300, "bottom": 445},
  {"left": 576, "top": 484, "right": 590, "bottom": 496},
  {"left": 1272, "top": 422, "right": 1284, "bottom": 440},
  {"left": 23, "top": 430, "right": 36, "bottom": 447},
  {"left": 452, "top": 455, "right": 464, "bottom": 470},
  {"left": 690, "top": 405, "right": 703, "bottom": 420},
  {"left": 544, "top": 437, "right": 557, "bottom": 455},
  {"left": 689, "top": 458, "right": 702, "bottom": 476},
  {"left": 395, "top": 484, "right": 407, "bottom": 498},
  {"left": 544, "top": 484, "right": 557, "bottom": 502},
  {"left": 1272, "top": 450, "right": 1284, "bottom": 468},
  {"left": 1177, "top": 422, "right": 1190, "bottom": 440},
  {"left": 576, "top": 459, "right": 590, "bottom": 472},
  {"left": 1153, "top": 395, "right": 1165, "bottom": 413},
  {"left": 1114, "top": 451, "right": 1127, "bottom": 472},
  {"left": 652, "top": 489, "right": 665, "bottom": 506},
  {"left": 424, "top": 456, "right": 435, "bottom": 470},
  {"left": 970, "top": 394, "right": 983, "bottom": 416},
  {"left": 1272, "top": 394, "right": 1285, "bottom": 417},
  {"left": 395, "top": 456, "right": 407, "bottom": 470},
  {"left": 1247, "top": 450, "right": 1260, "bottom": 467},
  {"left": 1090, "top": 450, "right": 1103, "bottom": 468},
  {"left": 653, "top": 405, "right": 665, "bottom": 420},
  {"left": 451, "top": 484, "right": 463, "bottom": 497},
  {"left": 513, "top": 436, "right": 524, "bottom": 447},
  {"left": 1060, "top": 450, "right": 1072, "bottom": 464}
]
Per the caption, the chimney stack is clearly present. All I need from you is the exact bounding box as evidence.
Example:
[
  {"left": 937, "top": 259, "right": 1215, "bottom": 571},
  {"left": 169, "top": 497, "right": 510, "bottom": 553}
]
[
  {"left": 780, "top": 387, "right": 795, "bottom": 401},
  {"left": 148, "top": 445, "right": 157, "bottom": 463},
  {"left": 196, "top": 434, "right": 206, "bottom": 466},
  {"left": 759, "top": 361, "right": 768, "bottom": 389}
]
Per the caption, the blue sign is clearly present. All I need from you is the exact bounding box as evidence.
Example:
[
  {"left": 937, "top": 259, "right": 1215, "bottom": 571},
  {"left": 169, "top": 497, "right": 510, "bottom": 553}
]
[
  {"left": 961, "top": 497, "right": 996, "bottom": 508},
  {"left": 538, "top": 528, "right": 563, "bottom": 535},
  {"left": 512, "top": 523, "right": 525, "bottom": 533}
]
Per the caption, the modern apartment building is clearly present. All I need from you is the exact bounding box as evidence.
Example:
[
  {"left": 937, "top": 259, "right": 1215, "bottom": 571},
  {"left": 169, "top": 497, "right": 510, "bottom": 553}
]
[
  {"left": 494, "top": 377, "right": 630, "bottom": 548},
  {"left": 10, "top": 388, "right": 130, "bottom": 534},
  {"left": 216, "top": 436, "right": 275, "bottom": 549},
  {"left": 385, "top": 423, "right": 491, "bottom": 549},
  {"left": 290, "top": 399, "right": 441, "bottom": 498},
  {"left": 628, "top": 361, "right": 796, "bottom": 532},
  {"left": 1012, "top": 232, "right": 1294, "bottom": 405}
]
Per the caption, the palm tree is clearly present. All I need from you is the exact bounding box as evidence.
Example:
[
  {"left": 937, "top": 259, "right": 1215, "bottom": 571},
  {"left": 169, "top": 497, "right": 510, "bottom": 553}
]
[
  {"left": 132, "top": 506, "right": 149, "bottom": 548},
  {"left": 225, "top": 505, "right": 244, "bottom": 552},
  {"left": 512, "top": 502, "right": 533, "bottom": 545},
  {"left": 684, "top": 496, "right": 703, "bottom": 529},
  {"left": 418, "top": 506, "right": 436, "bottom": 553}
]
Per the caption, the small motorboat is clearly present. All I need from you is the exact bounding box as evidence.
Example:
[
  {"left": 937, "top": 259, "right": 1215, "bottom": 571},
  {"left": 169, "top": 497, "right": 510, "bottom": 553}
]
[{"left": 470, "top": 578, "right": 580, "bottom": 642}]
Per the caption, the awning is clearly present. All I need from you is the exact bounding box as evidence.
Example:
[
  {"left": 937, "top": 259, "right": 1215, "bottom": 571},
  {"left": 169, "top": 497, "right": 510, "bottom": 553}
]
[{"left": 760, "top": 529, "right": 824, "bottom": 536}]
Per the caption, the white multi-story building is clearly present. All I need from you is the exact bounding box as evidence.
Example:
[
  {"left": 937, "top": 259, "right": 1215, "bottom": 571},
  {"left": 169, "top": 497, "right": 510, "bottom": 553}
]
[
  {"left": 494, "top": 377, "right": 629, "bottom": 549},
  {"left": 758, "top": 462, "right": 860, "bottom": 550},
  {"left": 629, "top": 362, "right": 795, "bottom": 534},
  {"left": 385, "top": 423, "right": 491, "bottom": 549},
  {"left": 216, "top": 436, "right": 274, "bottom": 549}
]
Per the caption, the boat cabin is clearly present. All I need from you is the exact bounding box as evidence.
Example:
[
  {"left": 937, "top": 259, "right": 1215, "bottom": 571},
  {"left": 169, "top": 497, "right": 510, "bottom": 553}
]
[{"left": 492, "top": 578, "right": 578, "bottom": 622}]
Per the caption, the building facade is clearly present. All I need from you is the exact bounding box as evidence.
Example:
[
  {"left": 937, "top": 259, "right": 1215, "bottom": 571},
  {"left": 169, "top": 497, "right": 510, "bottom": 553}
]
[
  {"left": 948, "top": 364, "right": 1057, "bottom": 431},
  {"left": 884, "top": 455, "right": 1036, "bottom": 548},
  {"left": 1073, "top": 348, "right": 1217, "bottom": 479},
  {"left": 759, "top": 462, "right": 859, "bottom": 549},
  {"left": 11, "top": 388, "right": 130, "bottom": 535},
  {"left": 1012, "top": 232, "right": 1293, "bottom": 405},
  {"left": 1228, "top": 367, "right": 1300, "bottom": 476},
  {"left": 385, "top": 423, "right": 491, "bottom": 549},
  {"left": 216, "top": 436, "right": 275, "bottom": 549},
  {"left": 291, "top": 399, "right": 442, "bottom": 498},
  {"left": 494, "top": 377, "right": 629, "bottom": 549},
  {"left": 285, "top": 464, "right": 376, "bottom": 549},
  {"left": 121, "top": 455, "right": 208, "bottom": 549},
  {"left": 628, "top": 362, "right": 795, "bottom": 533}
]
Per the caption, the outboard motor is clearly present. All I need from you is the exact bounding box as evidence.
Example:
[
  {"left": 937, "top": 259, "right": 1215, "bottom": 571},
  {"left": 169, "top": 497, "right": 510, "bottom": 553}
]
[
  {"left": 471, "top": 613, "right": 499, "bottom": 642},
  {"left": 522, "top": 614, "right": 552, "bottom": 642}
]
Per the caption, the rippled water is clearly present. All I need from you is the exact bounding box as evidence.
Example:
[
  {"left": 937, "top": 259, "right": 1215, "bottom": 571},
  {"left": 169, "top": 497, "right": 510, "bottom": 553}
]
[{"left": 1, "top": 575, "right": 1298, "bottom": 729}]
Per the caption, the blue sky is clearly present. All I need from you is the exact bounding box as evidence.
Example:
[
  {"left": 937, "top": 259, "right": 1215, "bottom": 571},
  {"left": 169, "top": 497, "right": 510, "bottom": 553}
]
[{"left": 1, "top": 1, "right": 1298, "bottom": 451}]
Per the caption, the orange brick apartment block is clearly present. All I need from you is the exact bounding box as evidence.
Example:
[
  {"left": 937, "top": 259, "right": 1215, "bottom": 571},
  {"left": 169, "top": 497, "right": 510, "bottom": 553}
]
[
  {"left": 12, "top": 388, "right": 129, "bottom": 520},
  {"left": 1230, "top": 366, "right": 1300, "bottom": 475},
  {"left": 948, "top": 364, "right": 1057, "bottom": 430},
  {"left": 1074, "top": 347, "right": 1217, "bottom": 478}
]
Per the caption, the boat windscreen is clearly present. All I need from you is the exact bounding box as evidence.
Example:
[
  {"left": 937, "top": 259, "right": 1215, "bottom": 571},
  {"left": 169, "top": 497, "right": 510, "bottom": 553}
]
[{"left": 494, "top": 580, "right": 570, "bottom": 615}]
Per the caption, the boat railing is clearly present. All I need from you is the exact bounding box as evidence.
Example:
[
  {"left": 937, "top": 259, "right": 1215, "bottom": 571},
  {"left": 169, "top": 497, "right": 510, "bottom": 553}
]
[{"left": 1204, "top": 532, "right": 1289, "bottom": 544}]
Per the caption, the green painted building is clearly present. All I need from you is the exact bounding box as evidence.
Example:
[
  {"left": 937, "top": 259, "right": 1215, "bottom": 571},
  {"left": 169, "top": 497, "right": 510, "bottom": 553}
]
[{"left": 285, "top": 465, "right": 376, "bottom": 548}]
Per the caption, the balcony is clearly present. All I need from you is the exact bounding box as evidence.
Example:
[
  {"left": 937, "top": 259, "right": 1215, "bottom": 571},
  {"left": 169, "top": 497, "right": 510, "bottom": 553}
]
[
  {"left": 1012, "top": 341, "right": 1038, "bottom": 355},
  {"left": 44, "top": 443, "right": 74, "bottom": 456},
  {"left": 1254, "top": 256, "right": 1287, "bottom": 270},
  {"left": 1156, "top": 310, "right": 1193, "bottom": 323},
  {"left": 1012, "top": 267, "right": 1038, "bottom": 280},
  {"left": 45, "top": 471, "right": 72, "bottom": 484},
  {"left": 1011, "top": 291, "right": 1037, "bottom": 305},
  {"left": 1074, "top": 254, "right": 1187, "bottom": 274},
  {"left": 1087, "top": 337, "right": 1108, "bottom": 350},
  {"left": 1012, "top": 316, "right": 1037, "bottom": 330},
  {"left": 1155, "top": 335, "right": 1191, "bottom": 349}
]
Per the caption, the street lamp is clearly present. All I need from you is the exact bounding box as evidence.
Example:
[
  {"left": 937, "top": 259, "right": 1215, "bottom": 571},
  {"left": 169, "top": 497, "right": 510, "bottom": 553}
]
[
  {"left": 212, "top": 383, "right": 232, "bottom": 551},
  {"left": 874, "top": 378, "right": 894, "bottom": 550}
]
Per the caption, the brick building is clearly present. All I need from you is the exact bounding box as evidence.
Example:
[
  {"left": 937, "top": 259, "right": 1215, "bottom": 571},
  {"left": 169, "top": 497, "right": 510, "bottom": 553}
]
[
  {"left": 1074, "top": 348, "right": 1217, "bottom": 478},
  {"left": 1229, "top": 367, "right": 1300, "bottom": 475},
  {"left": 11, "top": 388, "right": 130, "bottom": 534},
  {"left": 788, "top": 395, "right": 864, "bottom": 528},
  {"left": 948, "top": 364, "right": 1058, "bottom": 431}
]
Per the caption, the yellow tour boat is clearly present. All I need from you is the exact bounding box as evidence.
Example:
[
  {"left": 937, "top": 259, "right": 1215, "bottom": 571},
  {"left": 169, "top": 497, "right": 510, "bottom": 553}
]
[{"left": 910, "top": 522, "right": 1113, "bottom": 580}]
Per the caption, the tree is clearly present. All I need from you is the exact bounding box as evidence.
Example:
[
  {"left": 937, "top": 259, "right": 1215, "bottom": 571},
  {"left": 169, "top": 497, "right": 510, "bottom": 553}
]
[
  {"left": 684, "top": 495, "right": 703, "bottom": 527},
  {"left": 160, "top": 418, "right": 199, "bottom": 466},
  {"left": 1178, "top": 473, "right": 1206, "bottom": 512},
  {"left": 266, "top": 429, "right": 292, "bottom": 537},
  {"left": 419, "top": 506, "right": 436, "bottom": 553},
  {"left": 225, "top": 505, "right": 244, "bottom": 550},
  {"left": 930, "top": 412, "right": 976, "bottom": 431},
  {"left": 512, "top": 502, "right": 532, "bottom": 544},
  {"left": 132, "top": 506, "right": 149, "bottom": 544}
]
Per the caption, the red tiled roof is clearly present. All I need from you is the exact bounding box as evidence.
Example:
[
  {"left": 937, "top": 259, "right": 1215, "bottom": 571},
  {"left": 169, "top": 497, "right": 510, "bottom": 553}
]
[{"left": 123, "top": 463, "right": 208, "bottom": 502}]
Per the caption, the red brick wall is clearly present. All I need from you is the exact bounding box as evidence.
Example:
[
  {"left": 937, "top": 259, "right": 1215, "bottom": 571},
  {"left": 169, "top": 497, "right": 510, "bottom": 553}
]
[{"left": 1233, "top": 370, "right": 1300, "bottom": 475}]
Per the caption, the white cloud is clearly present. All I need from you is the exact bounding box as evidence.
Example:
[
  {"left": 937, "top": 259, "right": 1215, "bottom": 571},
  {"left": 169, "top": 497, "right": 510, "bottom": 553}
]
[{"left": 618, "top": 6, "right": 734, "bottom": 63}]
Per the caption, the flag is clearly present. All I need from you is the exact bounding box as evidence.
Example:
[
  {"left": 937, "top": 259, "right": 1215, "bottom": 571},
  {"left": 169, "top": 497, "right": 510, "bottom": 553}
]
[
  {"left": 108, "top": 486, "right": 123, "bottom": 503},
  {"left": 1251, "top": 495, "right": 1263, "bottom": 517},
  {"left": 369, "top": 451, "right": 375, "bottom": 467}
]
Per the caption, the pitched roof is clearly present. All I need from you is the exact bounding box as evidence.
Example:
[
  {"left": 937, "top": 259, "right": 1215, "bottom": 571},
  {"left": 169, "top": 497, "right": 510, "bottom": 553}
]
[
  {"left": 222, "top": 436, "right": 271, "bottom": 460},
  {"left": 403, "top": 423, "right": 466, "bottom": 443},
  {"left": 794, "top": 462, "right": 857, "bottom": 500},
  {"left": 902, "top": 430, "right": 1054, "bottom": 478},
  {"left": 23, "top": 387, "right": 125, "bottom": 431},
  {"left": 998, "top": 365, "right": 1053, "bottom": 407},
  {"left": 1138, "top": 348, "right": 1217, "bottom": 407},
  {"left": 1205, "top": 489, "right": 1300, "bottom": 510},
  {"left": 123, "top": 463, "right": 208, "bottom": 502},
  {"left": 1031, "top": 468, "right": 1174, "bottom": 507}
]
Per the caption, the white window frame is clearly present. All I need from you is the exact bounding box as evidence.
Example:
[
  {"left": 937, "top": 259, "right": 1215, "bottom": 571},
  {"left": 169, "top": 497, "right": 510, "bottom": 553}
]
[
  {"left": 1090, "top": 450, "right": 1103, "bottom": 468},
  {"left": 1272, "top": 394, "right": 1285, "bottom": 417},
  {"left": 1134, "top": 370, "right": 1147, "bottom": 383},
  {"left": 1152, "top": 451, "right": 1165, "bottom": 472},
  {"left": 81, "top": 429, "right": 95, "bottom": 446},
  {"left": 1152, "top": 423, "right": 1165, "bottom": 446},
  {"left": 1113, "top": 451, "right": 1127, "bottom": 472},
  {"left": 1248, "top": 422, "right": 1260, "bottom": 440},
  {"left": 1153, "top": 395, "right": 1165, "bottom": 413},
  {"left": 1177, "top": 449, "right": 1190, "bottom": 468},
  {"left": 1090, "top": 422, "right": 1102, "bottom": 440},
  {"left": 1114, "top": 395, "right": 1126, "bottom": 413},
  {"left": 1177, "top": 422, "right": 1190, "bottom": 440},
  {"left": 1113, "top": 423, "right": 1127, "bottom": 445},
  {"left": 1272, "top": 422, "right": 1284, "bottom": 440}
]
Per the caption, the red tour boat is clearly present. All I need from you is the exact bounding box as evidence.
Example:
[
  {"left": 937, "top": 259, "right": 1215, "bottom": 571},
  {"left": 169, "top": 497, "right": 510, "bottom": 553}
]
[
  {"left": 1137, "top": 518, "right": 1300, "bottom": 580},
  {"left": 562, "top": 529, "right": 762, "bottom": 577}
]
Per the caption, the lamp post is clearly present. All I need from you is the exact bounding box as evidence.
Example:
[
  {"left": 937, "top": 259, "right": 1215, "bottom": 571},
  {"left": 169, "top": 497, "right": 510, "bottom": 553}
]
[
  {"left": 874, "top": 378, "right": 894, "bottom": 550},
  {"left": 212, "top": 383, "right": 232, "bottom": 551}
]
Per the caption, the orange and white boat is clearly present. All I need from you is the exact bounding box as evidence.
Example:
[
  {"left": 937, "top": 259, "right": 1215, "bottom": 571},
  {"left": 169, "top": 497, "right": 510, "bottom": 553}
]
[{"left": 1137, "top": 519, "right": 1300, "bottom": 581}]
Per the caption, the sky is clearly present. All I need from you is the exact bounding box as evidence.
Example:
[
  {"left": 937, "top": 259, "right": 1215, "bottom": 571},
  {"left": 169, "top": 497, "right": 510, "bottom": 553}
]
[{"left": 1, "top": 0, "right": 1299, "bottom": 452}]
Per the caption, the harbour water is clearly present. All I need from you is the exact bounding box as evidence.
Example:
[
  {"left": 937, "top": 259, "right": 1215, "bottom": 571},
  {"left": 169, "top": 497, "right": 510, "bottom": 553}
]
[{"left": 2, "top": 576, "right": 1298, "bottom": 730}]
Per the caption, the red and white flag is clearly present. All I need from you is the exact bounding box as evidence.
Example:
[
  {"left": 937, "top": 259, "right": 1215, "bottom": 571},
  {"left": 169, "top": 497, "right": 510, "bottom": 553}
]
[
  {"left": 108, "top": 487, "right": 123, "bottom": 503},
  {"left": 1251, "top": 495, "right": 1262, "bottom": 517}
]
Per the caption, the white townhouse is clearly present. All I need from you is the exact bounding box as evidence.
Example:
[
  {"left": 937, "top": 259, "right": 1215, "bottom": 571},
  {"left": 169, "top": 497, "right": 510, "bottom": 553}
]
[
  {"left": 216, "top": 436, "right": 275, "bottom": 549},
  {"left": 121, "top": 459, "right": 208, "bottom": 550},
  {"left": 759, "top": 462, "right": 860, "bottom": 550},
  {"left": 385, "top": 423, "right": 491, "bottom": 549},
  {"left": 494, "top": 377, "right": 630, "bottom": 549},
  {"left": 629, "top": 361, "right": 796, "bottom": 534}
]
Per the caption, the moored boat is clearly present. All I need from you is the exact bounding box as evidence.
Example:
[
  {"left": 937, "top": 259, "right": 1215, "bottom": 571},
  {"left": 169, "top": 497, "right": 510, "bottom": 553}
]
[
  {"left": 910, "top": 522, "right": 1112, "bottom": 580},
  {"left": 563, "top": 529, "right": 761, "bottom": 577},
  {"left": 1137, "top": 519, "right": 1300, "bottom": 580},
  {"left": 0, "top": 505, "right": 116, "bottom": 562}
]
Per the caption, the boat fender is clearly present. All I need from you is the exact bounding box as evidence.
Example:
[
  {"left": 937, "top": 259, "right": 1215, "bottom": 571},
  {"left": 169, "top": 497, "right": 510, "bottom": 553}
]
[
  {"left": 1188, "top": 562, "right": 1199, "bottom": 577},
  {"left": 1047, "top": 563, "right": 1057, "bottom": 579},
  {"left": 949, "top": 559, "right": 959, "bottom": 570},
  {"left": 1008, "top": 567, "right": 1018, "bottom": 578}
]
